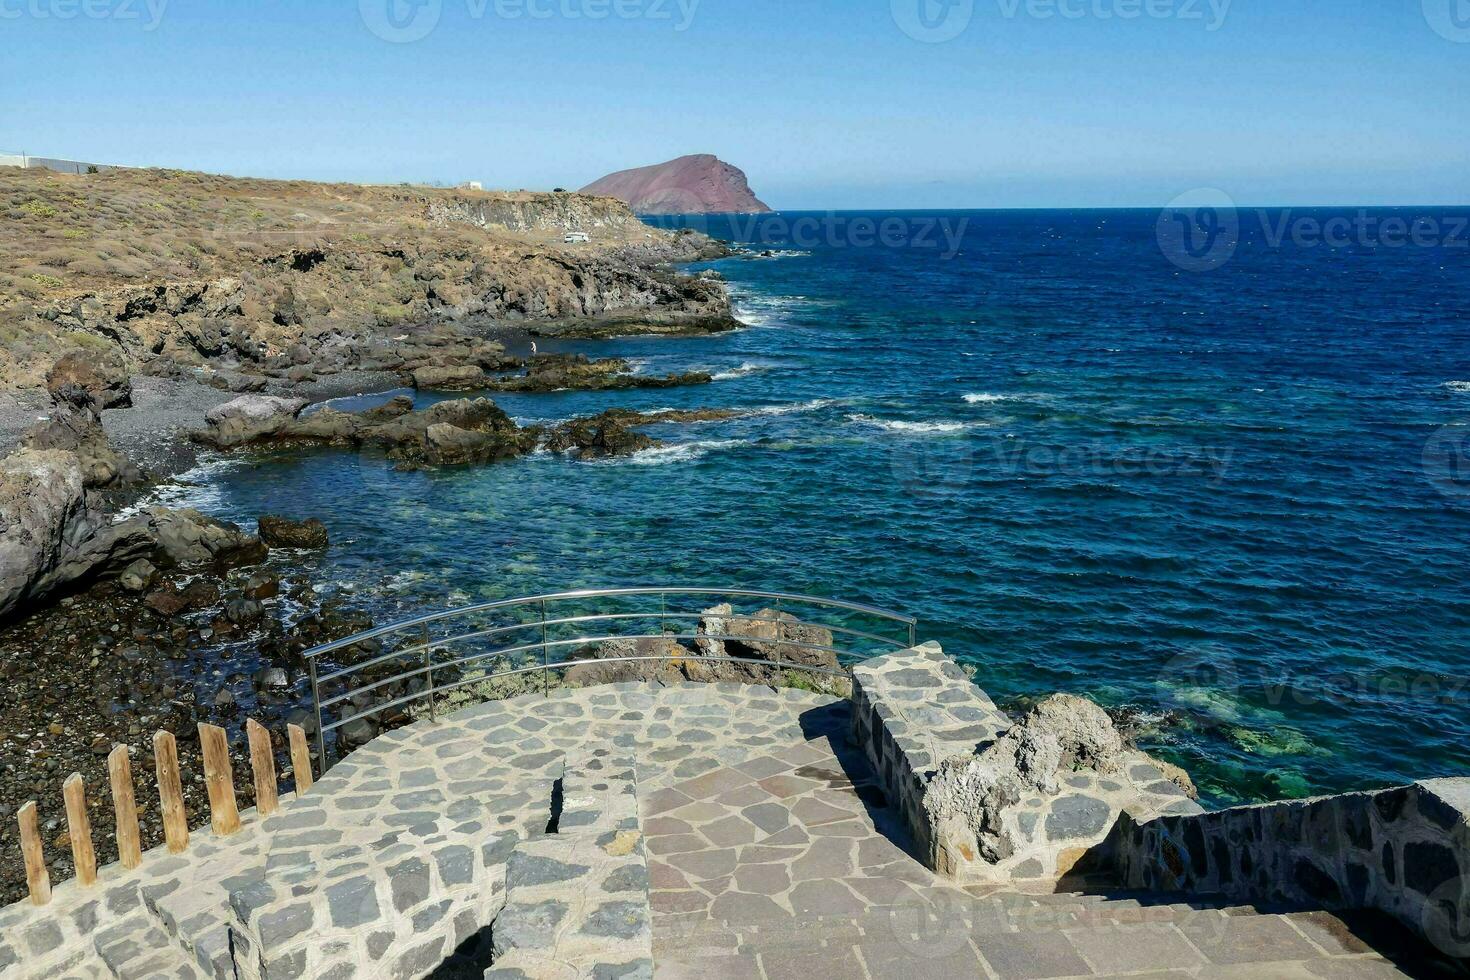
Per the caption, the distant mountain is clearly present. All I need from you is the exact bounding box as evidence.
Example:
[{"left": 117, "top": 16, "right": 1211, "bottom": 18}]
[{"left": 580, "top": 154, "right": 772, "bottom": 215}]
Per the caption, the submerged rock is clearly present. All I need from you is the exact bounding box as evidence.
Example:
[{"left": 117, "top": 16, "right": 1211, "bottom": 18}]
[{"left": 258, "top": 516, "right": 329, "bottom": 550}]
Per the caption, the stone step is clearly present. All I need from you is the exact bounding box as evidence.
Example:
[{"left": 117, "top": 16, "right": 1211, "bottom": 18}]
[
  {"left": 139, "top": 827, "right": 270, "bottom": 980},
  {"left": 489, "top": 831, "right": 653, "bottom": 979},
  {"left": 558, "top": 751, "right": 640, "bottom": 834},
  {"left": 654, "top": 893, "right": 1213, "bottom": 955},
  {"left": 92, "top": 911, "right": 208, "bottom": 980},
  {"left": 226, "top": 811, "right": 518, "bottom": 979}
]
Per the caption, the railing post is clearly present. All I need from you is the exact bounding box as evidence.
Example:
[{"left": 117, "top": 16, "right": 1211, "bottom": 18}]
[
  {"left": 540, "top": 600, "right": 550, "bottom": 697},
  {"left": 309, "top": 656, "right": 326, "bottom": 778},
  {"left": 774, "top": 596, "right": 784, "bottom": 679},
  {"left": 909, "top": 621, "right": 917, "bottom": 648},
  {"left": 425, "top": 629, "right": 437, "bottom": 722}
]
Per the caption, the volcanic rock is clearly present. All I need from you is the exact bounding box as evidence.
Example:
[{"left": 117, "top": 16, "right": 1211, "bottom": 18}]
[{"left": 581, "top": 154, "right": 772, "bottom": 215}]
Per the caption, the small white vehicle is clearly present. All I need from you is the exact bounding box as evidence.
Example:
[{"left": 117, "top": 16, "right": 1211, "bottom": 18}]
[{"left": 563, "top": 232, "right": 590, "bottom": 244}]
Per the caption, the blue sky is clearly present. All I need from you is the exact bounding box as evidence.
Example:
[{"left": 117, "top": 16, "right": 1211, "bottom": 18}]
[{"left": 3, "top": 0, "right": 1466, "bottom": 207}]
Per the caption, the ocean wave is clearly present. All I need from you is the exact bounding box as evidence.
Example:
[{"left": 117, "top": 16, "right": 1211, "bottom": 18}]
[
  {"left": 848, "top": 414, "right": 975, "bottom": 434},
  {"left": 962, "top": 393, "right": 1015, "bottom": 405},
  {"left": 617, "top": 439, "right": 750, "bottom": 466},
  {"left": 1443, "top": 381, "right": 1470, "bottom": 394},
  {"left": 713, "top": 361, "right": 774, "bottom": 381},
  {"left": 114, "top": 456, "right": 247, "bottom": 520},
  {"left": 753, "top": 398, "right": 839, "bottom": 416}
]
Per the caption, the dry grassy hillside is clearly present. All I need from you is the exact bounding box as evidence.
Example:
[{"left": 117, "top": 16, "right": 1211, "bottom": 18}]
[{"left": 0, "top": 167, "right": 723, "bottom": 388}]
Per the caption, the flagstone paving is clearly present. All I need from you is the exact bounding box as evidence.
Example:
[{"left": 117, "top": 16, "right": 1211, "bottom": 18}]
[{"left": 0, "top": 682, "right": 1436, "bottom": 979}]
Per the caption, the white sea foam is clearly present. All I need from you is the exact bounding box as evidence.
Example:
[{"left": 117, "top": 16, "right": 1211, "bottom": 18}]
[
  {"left": 1443, "top": 381, "right": 1470, "bottom": 394},
  {"left": 962, "top": 393, "right": 1013, "bottom": 404},
  {"left": 114, "top": 456, "right": 248, "bottom": 520},
  {"left": 848, "top": 414, "right": 974, "bottom": 434},
  {"left": 617, "top": 439, "right": 750, "bottom": 466},
  {"left": 712, "top": 361, "right": 774, "bottom": 381},
  {"left": 753, "top": 398, "right": 838, "bottom": 416}
]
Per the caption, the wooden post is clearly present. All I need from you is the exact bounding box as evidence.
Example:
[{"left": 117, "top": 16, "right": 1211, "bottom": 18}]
[
  {"left": 17, "top": 801, "right": 50, "bottom": 906},
  {"left": 154, "top": 730, "right": 189, "bottom": 853},
  {"left": 108, "top": 746, "right": 143, "bottom": 870},
  {"left": 198, "top": 723, "right": 240, "bottom": 836},
  {"left": 246, "top": 719, "right": 278, "bottom": 817},
  {"left": 62, "top": 774, "right": 97, "bottom": 887},
  {"left": 287, "top": 723, "right": 314, "bottom": 797}
]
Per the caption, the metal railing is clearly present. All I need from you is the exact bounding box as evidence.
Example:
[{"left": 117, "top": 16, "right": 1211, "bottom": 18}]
[{"left": 301, "top": 587, "right": 918, "bottom": 775}]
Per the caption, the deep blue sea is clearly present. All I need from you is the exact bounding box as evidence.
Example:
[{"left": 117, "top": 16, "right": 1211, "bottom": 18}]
[{"left": 167, "top": 209, "right": 1470, "bottom": 807}]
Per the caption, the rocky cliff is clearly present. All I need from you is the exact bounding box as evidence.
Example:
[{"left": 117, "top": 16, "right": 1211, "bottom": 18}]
[
  {"left": 580, "top": 154, "right": 772, "bottom": 215},
  {"left": 0, "top": 168, "right": 733, "bottom": 390}
]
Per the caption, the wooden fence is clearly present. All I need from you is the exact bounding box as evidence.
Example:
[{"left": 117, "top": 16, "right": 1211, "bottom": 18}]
[{"left": 13, "top": 721, "right": 314, "bottom": 907}]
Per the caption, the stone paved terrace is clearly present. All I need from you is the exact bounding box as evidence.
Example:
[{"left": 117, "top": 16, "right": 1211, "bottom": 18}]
[{"left": 0, "top": 680, "right": 1448, "bottom": 979}]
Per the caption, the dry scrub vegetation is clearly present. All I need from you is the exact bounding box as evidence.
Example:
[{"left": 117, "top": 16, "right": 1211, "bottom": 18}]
[{"left": 0, "top": 167, "right": 693, "bottom": 388}]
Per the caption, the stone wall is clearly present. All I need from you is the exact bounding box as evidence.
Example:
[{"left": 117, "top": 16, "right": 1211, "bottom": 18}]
[
  {"left": 1114, "top": 778, "right": 1470, "bottom": 961},
  {"left": 850, "top": 643, "right": 1202, "bottom": 885}
]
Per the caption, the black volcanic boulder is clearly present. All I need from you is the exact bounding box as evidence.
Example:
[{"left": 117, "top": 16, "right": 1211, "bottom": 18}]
[
  {"left": 545, "top": 412, "right": 657, "bottom": 459},
  {"left": 258, "top": 516, "right": 330, "bottom": 550},
  {"left": 46, "top": 349, "right": 132, "bottom": 416}
]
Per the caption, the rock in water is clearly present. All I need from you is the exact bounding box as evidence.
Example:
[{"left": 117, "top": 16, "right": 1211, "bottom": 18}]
[
  {"left": 193, "top": 395, "right": 307, "bottom": 448},
  {"left": 46, "top": 350, "right": 132, "bottom": 415},
  {"left": 148, "top": 508, "right": 267, "bottom": 569},
  {"left": 544, "top": 412, "right": 658, "bottom": 459},
  {"left": 257, "top": 516, "right": 330, "bottom": 550},
  {"left": 580, "top": 154, "right": 772, "bottom": 215}
]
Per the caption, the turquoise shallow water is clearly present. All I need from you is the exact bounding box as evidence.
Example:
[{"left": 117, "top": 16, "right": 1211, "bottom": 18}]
[{"left": 175, "top": 209, "right": 1470, "bottom": 807}]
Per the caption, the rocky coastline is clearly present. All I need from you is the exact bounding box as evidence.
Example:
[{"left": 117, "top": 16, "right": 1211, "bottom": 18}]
[{"left": 0, "top": 166, "right": 764, "bottom": 903}]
